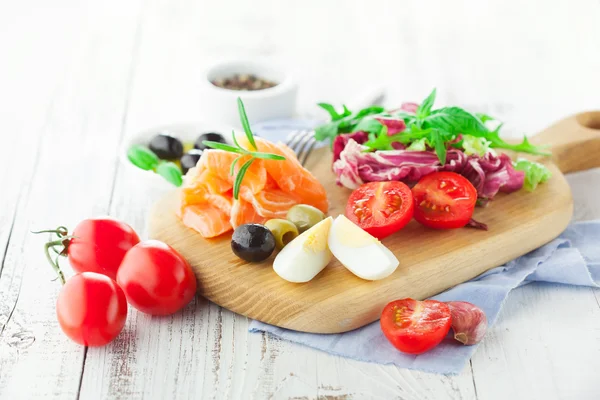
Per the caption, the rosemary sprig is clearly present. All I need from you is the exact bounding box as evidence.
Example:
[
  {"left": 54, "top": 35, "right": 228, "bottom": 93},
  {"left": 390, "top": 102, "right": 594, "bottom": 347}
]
[{"left": 202, "top": 98, "right": 285, "bottom": 199}]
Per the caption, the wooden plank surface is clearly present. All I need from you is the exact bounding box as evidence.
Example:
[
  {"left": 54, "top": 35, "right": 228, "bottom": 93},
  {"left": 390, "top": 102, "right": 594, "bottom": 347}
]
[{"left": 1, "top": 0, "right": 600, "bottom": 398}]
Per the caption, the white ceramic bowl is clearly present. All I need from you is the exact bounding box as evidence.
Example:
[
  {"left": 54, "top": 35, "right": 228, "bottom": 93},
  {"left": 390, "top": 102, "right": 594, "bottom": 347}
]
[
  {"left": 120, "top": 122, "right": 235, "bottom": 196},
  {"left": 200, "top": 59, "right": 298, "bottom": 127}
]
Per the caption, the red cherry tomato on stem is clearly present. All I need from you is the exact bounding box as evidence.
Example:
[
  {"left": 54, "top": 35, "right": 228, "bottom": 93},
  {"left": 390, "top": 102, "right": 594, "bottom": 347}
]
[
  {"left": 117, "top": 240, "right": 197, "bottom": 316},
  {"left": 412, "top": 172, "right": 477, "bottom": 229},
  {"left": 380, "top": 298, "right": 451, "bottom": 354},
  {"left": 56, "top": 272, "right": 128, "bottom": 346},
  {"left": 67, "top": 218, "right": 140, "bottom": 280},
  {"left": 345, "top": 181, "right": 414, "bottom": 239}
]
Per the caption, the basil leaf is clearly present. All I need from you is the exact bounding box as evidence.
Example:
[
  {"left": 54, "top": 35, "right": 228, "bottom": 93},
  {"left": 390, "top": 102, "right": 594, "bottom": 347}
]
[
  {"left": 237, "top": 98, "right": 257, "bottom": 150},
  {"left": 475, "top": 113, "right": 495, "bottom": 123},
  {"left": 431, "top": 130, "right": 447, "bottom": 164},
  {"left": 233, "top": 158, "right": 255, "bottom": 200},
  {"left": 156, "top": 161, "right": 183, "bottom": 187},
  {"left": 416, "top": 88, "right": 436, "bottom": 119},
  {"left": 351, "top": 118, "right": 385, "bottom": 134},
  {"left": 127, "top": 145, "right": 159, "bottom": 171},
  {"left": 423, "top": 107, "right": 488, "bottom": 136},
  {"left": 202, "top": 141, "right": 245, "bottom": 154},
  {"left": 513, "top": 159, "right": 552, "bottom": 191}
]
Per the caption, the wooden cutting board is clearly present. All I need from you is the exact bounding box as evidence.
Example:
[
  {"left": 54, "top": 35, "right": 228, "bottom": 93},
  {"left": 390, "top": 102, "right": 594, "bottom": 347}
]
[{"left": 149, "top": 112, "right": 600, "bottom": 333}]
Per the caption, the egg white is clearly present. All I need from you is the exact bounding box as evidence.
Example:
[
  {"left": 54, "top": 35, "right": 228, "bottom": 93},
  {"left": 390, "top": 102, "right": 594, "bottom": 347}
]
[
  {"left": 328, "top": 215, "right": 399, "bottom": 280},
  {"left": 273, "top": 216, "right": 333, "bottom": 283}
]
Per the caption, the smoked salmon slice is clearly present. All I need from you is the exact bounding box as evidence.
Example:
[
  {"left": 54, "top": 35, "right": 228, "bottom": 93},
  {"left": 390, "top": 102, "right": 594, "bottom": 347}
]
[{"left": 179, "top": 136, "right": 329, "bottom": 238}]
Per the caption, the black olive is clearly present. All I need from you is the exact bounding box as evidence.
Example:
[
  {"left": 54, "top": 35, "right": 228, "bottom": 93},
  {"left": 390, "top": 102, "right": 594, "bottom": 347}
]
[
  {"left": 231, "top": 224, "right": 275, "bottom": 262},
  {"left": 180, "top": 149, "right": 203, "bottom": 175},
  {"left": 149, "top": 133, "right": 184, "bottom": 160},
  {"left": 195, "top": 132, "right": 226, "bottom": 150}
]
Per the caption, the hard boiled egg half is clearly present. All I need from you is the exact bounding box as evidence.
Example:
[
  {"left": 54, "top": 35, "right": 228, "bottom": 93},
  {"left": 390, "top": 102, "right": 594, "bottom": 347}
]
[
  {"left": 273, "top": 216, "right": 333, "bottom": 283},
  {"left": 328, "top": 215, "right": 399, "bottom": 280}
]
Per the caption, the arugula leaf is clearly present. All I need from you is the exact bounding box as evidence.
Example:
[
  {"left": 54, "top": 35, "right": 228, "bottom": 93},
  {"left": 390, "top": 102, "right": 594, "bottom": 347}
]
[
  {"left": 314, "top": 122, "right": 340, "bottom": 142},
  {"left": 363, "top": 128, "right": 394, "bottom": 151},
  {"left": 363, "top": 127, "right": 431, "bottom": 151},
  {"left": 406, "top": 138, "right": 428, "bottom": 151},
  {"left": 430, "top": 130, "right": 447, "bottom": 165},
  {"left": 475, "top": 113, "right": 495, "bottom": 123},
  {"left": 488, "top": 132, "right": 550, "bottom": 155},
  {"left": 237, "top": 98, "right": 257, "bottom": 150},
  {"left": 351, "top": 118, "right": 385, "bottom": 135},
  {"left": 314, "top": 105, "right": 386, "bottom": 143},
  {"left": 354, "top": 106, "right": 385, "bottom": 119},
  {"left": 513, "top": 159, "right": 552, "bottom": 191},
  {"left": 416, "top": 88, "right": 436, "bottom": 119},
  {"left": 462, "top": 135, "right": 492, "bottom": 157},
  {"left": 318, "top": 103, "right": 352, "bottom": 121},
  {"left": 233, "top": 158, "right": 255, "bottom": 199}
]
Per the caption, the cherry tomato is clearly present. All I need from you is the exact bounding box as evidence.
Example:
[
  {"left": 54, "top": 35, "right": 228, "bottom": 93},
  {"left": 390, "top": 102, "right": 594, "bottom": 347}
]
[
  {"left": 345, "top": 181, "right": 414, "bottom": 239},
  {"left": 116, "top": 240, "right": 197, "bottom": 316},
  {"left": 412, "top": 172, "right": 477, "bottom": 229},
  {"left": 380, "top": 298, "right": 451, "bottom": 354},
  {"left": 68, "top": 218, "right": 140, "bottom": 280},
  {"left": 56, "top": 272, "right": 128, "bottom": 346}
]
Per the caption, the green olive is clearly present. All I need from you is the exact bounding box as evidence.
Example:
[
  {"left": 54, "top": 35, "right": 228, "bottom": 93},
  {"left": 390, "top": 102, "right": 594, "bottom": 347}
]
[
  {"left": 265, "top": 219, "right": 299, "bottom": 250},
  {"left": 286, "top": 204, "right": 325, "bottom": 233}
]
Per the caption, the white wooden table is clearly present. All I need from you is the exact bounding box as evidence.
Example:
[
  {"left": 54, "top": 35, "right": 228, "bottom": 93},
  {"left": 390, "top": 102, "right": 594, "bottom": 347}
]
[{"left": 1, "top": 1, "right": 600, "bottom": 398}]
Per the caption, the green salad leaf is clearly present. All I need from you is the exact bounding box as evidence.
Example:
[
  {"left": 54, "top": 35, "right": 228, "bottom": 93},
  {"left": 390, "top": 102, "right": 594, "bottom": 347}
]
[
  {"left": 462, "top": 135, "right": 492, "bottom": 157},
  {"left": 406, "top": 138, "right": 428, "bottom": 151},
  {"left": 513, "top": 159, "right": 552, "bottom": 191}
]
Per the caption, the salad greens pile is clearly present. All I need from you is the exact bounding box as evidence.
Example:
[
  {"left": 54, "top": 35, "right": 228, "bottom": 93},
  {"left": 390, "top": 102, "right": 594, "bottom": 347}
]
[
  {"left": 316, "top": 88, "right": 552, "bottom": 192},
  {"left": 315, "top": 88, "right": 550, "bottom": 165}
]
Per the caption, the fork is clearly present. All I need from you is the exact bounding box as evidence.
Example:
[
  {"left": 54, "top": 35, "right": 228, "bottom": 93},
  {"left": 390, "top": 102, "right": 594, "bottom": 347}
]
[
  {"left": 285, "top": 86, "right": 386, "bottom": 166},
  {"left": 285, "top": 130, "right": 317, "bottom": 166}
]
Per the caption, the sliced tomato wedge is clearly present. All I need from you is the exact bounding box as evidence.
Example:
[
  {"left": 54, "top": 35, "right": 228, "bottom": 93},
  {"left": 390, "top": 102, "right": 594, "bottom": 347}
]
[
  {"left": 380, "top": 298, "right": 451, "bottom": 354},
  {"left": 412, "top": 172, "right": 477, "bottom": 229},
  {"left": 345, "top": 181, "right": 414, "bottom": 239}
]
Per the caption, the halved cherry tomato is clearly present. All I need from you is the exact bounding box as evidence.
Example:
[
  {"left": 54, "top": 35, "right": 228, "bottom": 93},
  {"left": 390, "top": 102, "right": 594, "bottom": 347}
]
[
  {"left": 56, "top": 272, "right": 128, "bottom": 346},
  {"left": 117, "top": 240, "right": 197, "bottom": 316},
  {"left": 380, "top": 298, "right": 451, "bottom": 354},
  {"left": 345, "top": 181, "right": 414, "bottom": 239},
  {"left": 68, "top": 218, "right": 140, "bottom": 280},
  {"left": 412, "top": 172, "right": 477, "bottom": 229}
]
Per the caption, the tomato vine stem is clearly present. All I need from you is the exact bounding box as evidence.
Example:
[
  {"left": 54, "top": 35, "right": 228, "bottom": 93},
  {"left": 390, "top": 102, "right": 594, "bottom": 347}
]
[{"left": 32, "top": 226, "right": 74, "bottom": 285}]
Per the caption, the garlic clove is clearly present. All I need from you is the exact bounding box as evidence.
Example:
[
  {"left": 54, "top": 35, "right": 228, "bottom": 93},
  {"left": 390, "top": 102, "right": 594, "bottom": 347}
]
[{"left": 447, "top": 301, "right": 488, "bottom": 345}]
